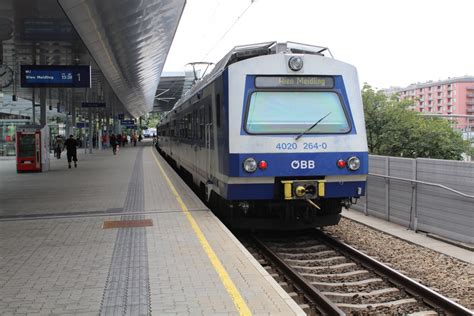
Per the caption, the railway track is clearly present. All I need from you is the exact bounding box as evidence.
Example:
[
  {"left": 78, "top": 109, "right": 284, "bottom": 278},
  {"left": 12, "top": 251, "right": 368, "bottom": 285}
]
[{"left": 244, "top": 230, "right": 472, "bottom": 315}]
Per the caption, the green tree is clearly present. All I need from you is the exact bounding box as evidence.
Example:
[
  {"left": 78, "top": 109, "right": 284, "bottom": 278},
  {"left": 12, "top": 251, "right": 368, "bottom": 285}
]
[
  {"left": 362, "top": 84, "right": 472, "bottom": 160},
  {"left": 143, "top": 112, "right": 163, "bottom": 128},
  {"left": 362, "top": 83, "right": 390, "bottom": 154}
]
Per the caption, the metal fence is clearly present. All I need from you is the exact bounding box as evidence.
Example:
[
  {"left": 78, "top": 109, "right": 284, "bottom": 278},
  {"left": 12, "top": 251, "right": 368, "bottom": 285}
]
[{"left": 352, "top": 155, "right": 474, "bottom": 244}]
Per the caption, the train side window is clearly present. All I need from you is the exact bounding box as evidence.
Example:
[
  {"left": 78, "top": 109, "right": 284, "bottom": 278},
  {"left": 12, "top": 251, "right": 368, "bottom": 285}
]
[
  {"left": 181, "top": 117, "right": 186, "bottom": 138},
  {"left": 177, "top": 119, "right": 180, "bottom": 138},
  {"left": 215, "top": 94, "right": 220, "bottom": 127},
  {"left": 199, "top": 107, "right": 205, "bottom": 140},
  {"left": 208, "top": 104, "right": 212, "bottom": 124},
  {"left": 184, "top": 116, "right": 188, "bottom": 138},
  {"left": 196, "top": 109, "right": 200, "bottom": 140},
  {"left": 187, "top": 113, "right": 192, "bottom": 139},
  {"left": 182, "top": 117, "right": 186, "bottom": 139},
  {"left": 193, "top": 110, "right": 197, "bottom": 139}
]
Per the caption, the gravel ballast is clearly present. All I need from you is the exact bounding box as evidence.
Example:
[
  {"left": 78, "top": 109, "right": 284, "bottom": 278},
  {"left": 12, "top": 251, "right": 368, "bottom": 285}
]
[{"left": 324, "top": 217, "right": 474, "bottom": 310}]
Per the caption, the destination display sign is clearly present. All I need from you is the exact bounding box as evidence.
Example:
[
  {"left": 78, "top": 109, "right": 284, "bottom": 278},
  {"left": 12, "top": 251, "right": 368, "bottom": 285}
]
[
  {"left": 82, "top": 102, "right": 106, "bottom": 108},
  {"left": 20, "top": 65, "right": 91, "bottom": 88},
  {"left": 255, "top": 76, "right": 334, "bottom": 89}
]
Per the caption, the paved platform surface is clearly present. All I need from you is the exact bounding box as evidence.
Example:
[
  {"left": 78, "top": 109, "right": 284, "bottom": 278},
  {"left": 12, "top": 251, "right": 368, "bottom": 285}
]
[
  {"left": 0, "top": 141, "right": 304, "bottom": 315},
  {"left": 343, "top": 209, "right": 473, "bottom": 264}
]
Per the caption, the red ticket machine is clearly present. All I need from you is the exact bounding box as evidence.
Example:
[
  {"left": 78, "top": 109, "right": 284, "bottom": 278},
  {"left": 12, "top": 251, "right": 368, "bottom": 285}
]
[{"left": 16, "top": 129, "right": 42, "bottom": 172}]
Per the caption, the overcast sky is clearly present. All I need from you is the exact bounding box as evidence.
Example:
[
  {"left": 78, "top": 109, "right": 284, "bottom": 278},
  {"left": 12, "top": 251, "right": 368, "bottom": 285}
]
[{"left": 163, "top": 0, "right": 473, "bottom": 89}]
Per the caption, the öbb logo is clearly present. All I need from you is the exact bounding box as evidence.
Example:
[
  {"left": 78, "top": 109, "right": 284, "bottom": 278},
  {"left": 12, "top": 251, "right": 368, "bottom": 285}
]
[{"left": 291, "top": 160, "right": 315, "bottom": 169}]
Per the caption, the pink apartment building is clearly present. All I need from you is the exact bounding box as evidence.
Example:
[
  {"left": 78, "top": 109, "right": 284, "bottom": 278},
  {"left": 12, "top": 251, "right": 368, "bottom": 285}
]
[{"left": 395, "top": 76, "right": 474, "bottom": 130}]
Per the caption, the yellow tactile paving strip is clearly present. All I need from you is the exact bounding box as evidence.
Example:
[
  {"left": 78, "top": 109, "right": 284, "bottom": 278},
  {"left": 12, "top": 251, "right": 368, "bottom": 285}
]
[{"left": 151, "top": 147, "right": 252, "bottom": 316}]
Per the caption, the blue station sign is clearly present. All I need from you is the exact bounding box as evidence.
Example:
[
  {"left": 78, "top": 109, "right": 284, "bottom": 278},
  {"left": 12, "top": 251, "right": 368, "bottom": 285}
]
[
  {"left": 121, "top": 119, "right": 135, "bottom": 125},
  {"left": 121, "top": 119, "right": 136, "bottom": 128},
  {"left": 76, "top": 122, "right": 89, "bottom": 128},
  {"left": 20, "top": 65, "right": 91, "bottom": 88}
]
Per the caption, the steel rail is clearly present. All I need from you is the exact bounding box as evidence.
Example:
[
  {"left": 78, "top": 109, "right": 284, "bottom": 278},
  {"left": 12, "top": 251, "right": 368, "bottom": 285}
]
[
  {"left": 251, "top": 235, "right": 345, "bottom": 316},
  {"left": 313, "top": 229, "right": 473, "bottom": 316}
]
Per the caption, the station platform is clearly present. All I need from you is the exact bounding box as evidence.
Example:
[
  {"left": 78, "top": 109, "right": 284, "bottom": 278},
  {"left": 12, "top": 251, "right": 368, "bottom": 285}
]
[{"left": 0, "top": 141, "right": 304, "bottom": 315}]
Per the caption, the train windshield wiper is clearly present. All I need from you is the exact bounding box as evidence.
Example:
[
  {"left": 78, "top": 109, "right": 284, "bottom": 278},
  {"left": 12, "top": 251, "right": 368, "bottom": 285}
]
[{"left": 294, "top": 112, "right": 331, "bottom": 140}]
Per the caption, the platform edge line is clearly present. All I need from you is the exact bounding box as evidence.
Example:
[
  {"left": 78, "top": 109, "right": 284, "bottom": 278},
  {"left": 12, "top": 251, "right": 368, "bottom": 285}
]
[{"left": 150, "top": 148, "right": 252, "bottom": 316}]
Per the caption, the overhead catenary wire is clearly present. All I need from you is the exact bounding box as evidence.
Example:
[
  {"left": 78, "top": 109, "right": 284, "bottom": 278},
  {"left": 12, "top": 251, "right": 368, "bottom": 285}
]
[{"left": 201, "top": 0, "right": 256, "bottom": 60}]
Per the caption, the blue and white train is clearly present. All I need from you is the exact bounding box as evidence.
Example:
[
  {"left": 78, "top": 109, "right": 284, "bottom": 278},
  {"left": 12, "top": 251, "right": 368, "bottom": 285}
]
[{"left": 156, "top": 42, "right": 368, "bottom": 229}]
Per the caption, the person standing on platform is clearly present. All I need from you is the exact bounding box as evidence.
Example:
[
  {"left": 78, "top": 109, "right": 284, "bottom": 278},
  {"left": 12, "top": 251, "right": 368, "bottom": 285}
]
[
  {"left": 64, "top": 135, "right": 78, "bottom": 168},
  {"left": 110, "top": 134, "right": 118, "bottom": 155},
  {"left": 102, "top": 132, "right": 108, "bottom": 149},
  {"left": 117, "top": 133, "right": 122, "bottom": 149},
  {"left": 132, "top": 132, "right": 138, "bottom": 146},
  {"left": 122, "top": 133, "right": 127, "bottom": 147}
]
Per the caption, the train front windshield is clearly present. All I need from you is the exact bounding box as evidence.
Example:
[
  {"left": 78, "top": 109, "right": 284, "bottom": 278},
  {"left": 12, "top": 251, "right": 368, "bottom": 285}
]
[{"left": 245, "top": 91, "right": 350, "bottom": 134}]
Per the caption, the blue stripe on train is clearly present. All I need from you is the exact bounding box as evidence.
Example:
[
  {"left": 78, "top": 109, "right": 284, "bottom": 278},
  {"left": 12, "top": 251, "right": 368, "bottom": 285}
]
[
  {"left": 225, "top": 181, "right": 366, "bottom": 200},
  {"left": 228, "top": 152, "right": 368, "bottom": 177}
]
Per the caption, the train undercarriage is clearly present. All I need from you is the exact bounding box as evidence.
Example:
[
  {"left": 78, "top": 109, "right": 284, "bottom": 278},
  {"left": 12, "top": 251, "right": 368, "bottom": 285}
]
[{"left": 208, "top": 193, "right": 345, "bottom": 230}]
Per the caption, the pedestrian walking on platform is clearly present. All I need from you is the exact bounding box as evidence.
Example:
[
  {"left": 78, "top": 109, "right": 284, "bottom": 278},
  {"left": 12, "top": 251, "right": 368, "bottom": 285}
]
[
  {"left": 54, "top": 135, "right": 64, "bottom": 159},
  {"left": 102, "top": 133, "right": 108, "bottom": 149},
  {"left": 132, "top": 132, "right": 138, "bottom": 146},
  {"left": 110, "top": 134, "right": 118, "bottom": 155},
  {"left": 64, "top": 135, "right": 78, "bottom": 168},
  {"left": 117, "top": 134, "right": 123, "bottom": 147},
  {"left": 122, "top": 133, "right": 127, "bottom": 147}
]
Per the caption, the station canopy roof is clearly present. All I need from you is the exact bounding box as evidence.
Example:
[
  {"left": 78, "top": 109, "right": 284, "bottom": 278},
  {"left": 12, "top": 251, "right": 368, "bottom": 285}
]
[
  {"left": 153, "top": 71, "right": 195, "bottom": 112},
  {"left": 0, "top": 0, "right": 185, "bottom": 118}
]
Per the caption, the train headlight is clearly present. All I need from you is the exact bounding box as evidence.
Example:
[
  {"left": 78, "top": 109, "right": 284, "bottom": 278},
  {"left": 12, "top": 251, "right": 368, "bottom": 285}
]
[
  {"left": 347, "top": 156, "right": 361, "bottom": 171},
  {"left": 288, "top": 56, "right": 303, "bottom": 71},
  {"left": 243, "top": 158, "right": 257, "bottom": 173}
]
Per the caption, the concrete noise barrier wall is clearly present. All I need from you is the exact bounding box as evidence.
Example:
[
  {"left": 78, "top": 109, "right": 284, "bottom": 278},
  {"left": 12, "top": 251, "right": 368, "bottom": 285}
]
[{"left": 352, "top": 155, "right": 474, "bottom": 244}]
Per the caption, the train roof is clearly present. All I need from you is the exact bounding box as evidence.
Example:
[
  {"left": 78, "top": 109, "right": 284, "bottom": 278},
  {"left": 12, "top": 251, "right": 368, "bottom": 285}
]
[
  {"left": 165, "top": 41, "right": 332, "bottom": 117},
  {"left": 213, "top": 41, "right": 332, "bottom": 76}
]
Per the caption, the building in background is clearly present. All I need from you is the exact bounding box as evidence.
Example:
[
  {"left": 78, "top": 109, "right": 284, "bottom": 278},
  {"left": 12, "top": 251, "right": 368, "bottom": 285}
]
[{"left": 385, "top": 76, "right": 474, "bottom": 132}]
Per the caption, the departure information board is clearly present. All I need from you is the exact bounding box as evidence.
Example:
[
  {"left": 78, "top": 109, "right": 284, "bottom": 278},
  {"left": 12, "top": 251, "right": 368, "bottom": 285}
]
[{"left": 20, "top": 65, "right": 91, "bottom": 88}]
